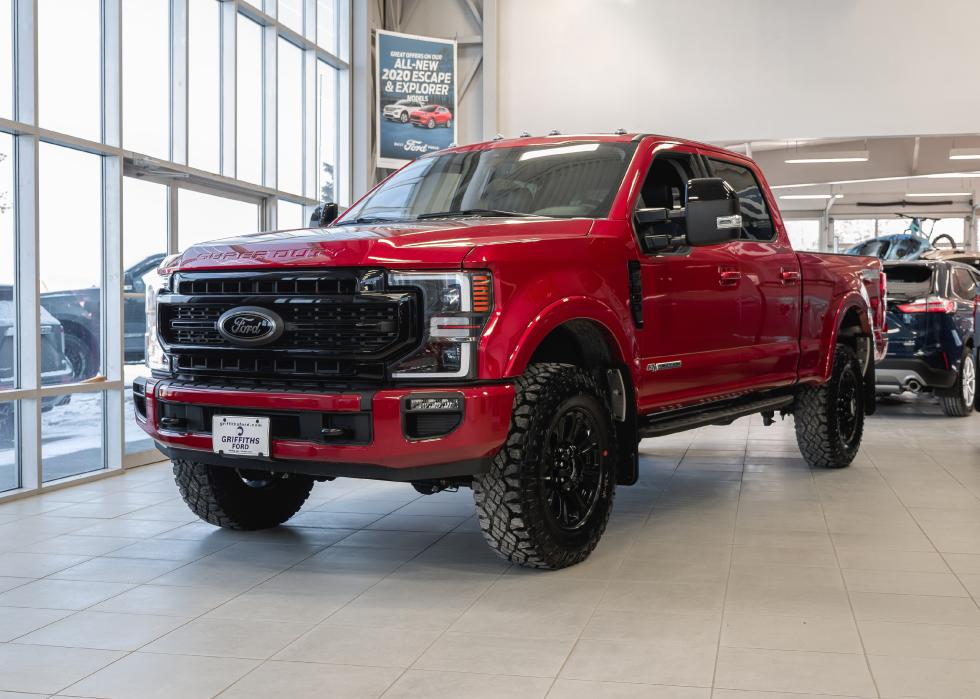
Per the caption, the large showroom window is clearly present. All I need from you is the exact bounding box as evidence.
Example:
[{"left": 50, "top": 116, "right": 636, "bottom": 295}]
[
  {"left": 0, "top": 1, "right": 351, "bottom": 499},
  {"left": 785, "top": 219, "right": 820, "bottom": 251},
  {"left": 188, "top": 0, "right": 222, "bottom": 173},
  {"left": 1, "top": 0, "right": 11, "bottom": 119},
  {"left": 834, "top": 217, "right": 967, "bottom": 251}
]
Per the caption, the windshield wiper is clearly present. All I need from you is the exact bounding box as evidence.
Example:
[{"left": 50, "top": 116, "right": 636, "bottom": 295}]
[
  {"left": 416, "top": 208, "right": 535, "bottom": 220},
  {"left": 334, "top": 215, "right": 401, "bottom": 226}
]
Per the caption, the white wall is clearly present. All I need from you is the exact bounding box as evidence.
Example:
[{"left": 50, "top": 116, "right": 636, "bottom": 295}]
[{"left": 497, "top": 0, "right": 980, "bottom": 142}]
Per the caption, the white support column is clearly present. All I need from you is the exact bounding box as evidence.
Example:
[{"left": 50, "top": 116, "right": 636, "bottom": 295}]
[
  {"left": 13, "top": 0, "right": 40, "bottom": 490},
  {"left": 220, "top": 0, "right": 238, "bottom": 178},
  {"left": 103, "top": 154, "right": 124, "bottom": 472},
  {"left": 481, "top": 0, "right": 497, "bottom": 139},
  {"left": 262, "top": 22, "right": 277, "bottom": 189},
  {"left": 303, "top": 0, "right": 317, "bottom": 202},
  {"left": 168, "top": 181, "right": 179, "bottom": 253},
  {"left": 103, "top": 0, "right": 122, "bottom": 148},
  {"left": 302, "top": 42, "right": 316, "bottom": 200},
  {"left": 13, "top": 0, "right": 36, "bottom": 126},
  {"left": 350, "top": 0, "right": 373, "bottom": 198},
  {"left": 171, "top": 0, "right": 189, "bottom": 164},
  {"left": 102, "top": 0, "right": 123, "bottom": 474},
  {"left": 14, "top": 133, "right": 40, "bottom": 492}
]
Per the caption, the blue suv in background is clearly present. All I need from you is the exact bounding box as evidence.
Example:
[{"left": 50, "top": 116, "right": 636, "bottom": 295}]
[{"left": 877, "top": 260, "right": 979, "bottom": 416}]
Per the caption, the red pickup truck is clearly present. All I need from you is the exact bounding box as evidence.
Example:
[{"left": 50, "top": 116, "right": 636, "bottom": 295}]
[{"left": 135, "top": 134, "right": 887, "bottom": 569}]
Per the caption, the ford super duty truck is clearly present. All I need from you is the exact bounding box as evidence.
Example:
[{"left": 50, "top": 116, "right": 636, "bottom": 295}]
[{"left": 135, "top": 133, "right": 887, "bottom": 569}]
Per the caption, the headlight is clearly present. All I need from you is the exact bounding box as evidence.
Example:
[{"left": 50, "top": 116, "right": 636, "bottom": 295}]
[
  {"left": 144, "top": 268, "right": 171, "bottom": 372},
  {"left": 388, "top": 271, "right": 492, "bottom": 379}
]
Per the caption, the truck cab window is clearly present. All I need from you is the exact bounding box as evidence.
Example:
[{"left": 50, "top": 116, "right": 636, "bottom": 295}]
[
  {"left": 708, "top": 158, "right": 775, "bottom": 242},
  {"left": 635, "top": 154, "right": 697, "bottom": 242}
]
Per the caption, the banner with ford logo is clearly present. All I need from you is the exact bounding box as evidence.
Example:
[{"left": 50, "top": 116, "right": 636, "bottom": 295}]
[{"left": 376, "top": 30, "right": 457, "bottom": 169}]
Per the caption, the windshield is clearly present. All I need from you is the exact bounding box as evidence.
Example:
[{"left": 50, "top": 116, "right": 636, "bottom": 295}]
[{"left": 340, "top": 141, "right": 638, "bottom": 224}]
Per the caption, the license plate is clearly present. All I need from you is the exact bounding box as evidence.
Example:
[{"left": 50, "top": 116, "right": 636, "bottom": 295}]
[{"left": 212, "top": 416, "right": 270, "bottom": 457}]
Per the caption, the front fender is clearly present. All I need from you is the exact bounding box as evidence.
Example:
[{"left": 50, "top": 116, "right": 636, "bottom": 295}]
[{"left": 480, "top": 295, "right": 638, "bottom": 386}]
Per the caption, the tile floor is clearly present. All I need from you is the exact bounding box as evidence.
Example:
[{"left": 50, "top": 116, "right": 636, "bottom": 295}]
[{"left": 0, "top": 395, "right": 977, "bottom": 698}]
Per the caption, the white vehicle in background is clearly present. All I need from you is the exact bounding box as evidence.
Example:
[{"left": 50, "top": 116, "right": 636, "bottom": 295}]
[{"left": 383, "top": 99, "right": 423, "bottom": 123}]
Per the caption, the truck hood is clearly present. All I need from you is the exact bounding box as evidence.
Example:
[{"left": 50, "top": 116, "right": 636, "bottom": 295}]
[{"left": 173, "top": 217, "right": 594, "bottom": 271}]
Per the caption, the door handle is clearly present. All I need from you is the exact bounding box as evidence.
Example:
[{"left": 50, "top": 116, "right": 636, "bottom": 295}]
[
  {"left": 780, "top": 269, "right": 801, "bottom": 284},
  {"left": 719, "top": 270, "right": 742, "bottom": 285}
]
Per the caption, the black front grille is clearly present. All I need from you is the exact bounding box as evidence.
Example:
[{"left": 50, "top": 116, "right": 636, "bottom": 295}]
[
  {"left": 175, "top": 273, "right": 358, "bottom": 296},
  {"left": 159, "top": 270, "right": 418, "bottom": 383},
  {"left": 164, "top": 302, "right": 402, "bottom": 353}
]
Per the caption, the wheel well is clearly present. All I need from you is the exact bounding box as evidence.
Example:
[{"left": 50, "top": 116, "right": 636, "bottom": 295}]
[
  {"left": 59, "top": 320, "right": 96, "bottom": 352},
  {"left": 528, "top": 319, "right": 618, "bottom": 368},
  {"left": 528, "top": 320, "right": 639, "bottom": 487},
  {"left": 837, "top": 307, "right": 871, "bottom": 373}
]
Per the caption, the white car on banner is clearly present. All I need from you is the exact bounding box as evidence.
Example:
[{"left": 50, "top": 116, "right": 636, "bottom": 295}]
[{"left": 383, "top": 99, "right": 424, "bottom": 124}]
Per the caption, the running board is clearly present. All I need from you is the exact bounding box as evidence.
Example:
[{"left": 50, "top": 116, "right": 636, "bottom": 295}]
[{"left": 638, "top": 394, "right": 794, "bottom": 438}]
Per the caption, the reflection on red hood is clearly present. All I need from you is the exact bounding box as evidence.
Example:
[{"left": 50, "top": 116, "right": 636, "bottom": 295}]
[{"left": 174, "top": 218, "right": 594, "bottom": 271}]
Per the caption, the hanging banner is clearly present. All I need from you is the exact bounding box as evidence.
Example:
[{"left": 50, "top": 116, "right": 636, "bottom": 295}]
[{"left": 376, "top": 29, "right": 457, "bottom": 169}]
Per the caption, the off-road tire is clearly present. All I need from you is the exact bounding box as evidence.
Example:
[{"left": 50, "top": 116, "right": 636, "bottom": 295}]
[
  {"left": 473, "top": 363, "right": 616, "bottom": 569},
  {"left": 173, "top": 460, "right": 314, "bottom": 530},
  {"left": 794, "top": 344, "right": 865, "bottom": 469},
  {"left": 940, "top": 349, "right": 976, "bottom": 417},
  {"left": 64, "top": 330, "right": 97, "bottom": 381}
]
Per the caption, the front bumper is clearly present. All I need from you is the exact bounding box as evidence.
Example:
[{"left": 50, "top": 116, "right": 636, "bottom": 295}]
[
  {"left": 134, "top": 378, "right": 515, "bottom": 481},
  {"left": 875, "top": 357, "right": 957, "bottom": 393}
]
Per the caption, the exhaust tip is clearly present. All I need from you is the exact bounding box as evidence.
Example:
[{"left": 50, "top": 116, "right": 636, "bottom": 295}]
[{"left": 905, "top": 379, "right": 922, "bottom": 393}]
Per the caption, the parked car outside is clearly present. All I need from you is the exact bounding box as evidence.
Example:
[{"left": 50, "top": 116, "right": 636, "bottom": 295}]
[
  {"left": 40, "top": 253, "right": 166, "bottom": 380},
  {"left": 409, "top": 104, "right": 453, "bottom": 129},
  {"left": 1, "top": 287, "right": 75, "bottom": 439},
  {"left": 876, "top": 260, "right": 979, "bottom": 415},
  {"left": 382, "top": 99, "right": 423, "bottom": 123}
]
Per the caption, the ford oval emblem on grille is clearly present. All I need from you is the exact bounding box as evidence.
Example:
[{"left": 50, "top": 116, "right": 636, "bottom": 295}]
[{"left": 216, "top": 306, "right": 284, "bottom": 346}]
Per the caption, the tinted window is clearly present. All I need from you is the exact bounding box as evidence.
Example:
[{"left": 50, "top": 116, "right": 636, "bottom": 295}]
[
  {"left": 952, "top": 267, "right": 977, "bottom": 299},
  {"left": 708, "top": 159, "right": 775, "bottom": 241},
  {"left": 885, "top": 264, "right": 934, "bottom": 301},
  {"left": 342, "top": 141, "right": 638, "bottom": 222}
]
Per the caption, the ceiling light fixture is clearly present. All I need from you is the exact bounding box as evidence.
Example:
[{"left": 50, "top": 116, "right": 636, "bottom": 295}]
[
  {"left": 905, "top": 192, "right": 972, "bottom": 197},
  {"left": 778, "top": 194, "right": 844, "bottom": 200},
  {"left": 785, "top": 150, "right": 869, "bottom": 164},
  {"left": 949, "top": 148, "right": 980, "bottom": 160}
]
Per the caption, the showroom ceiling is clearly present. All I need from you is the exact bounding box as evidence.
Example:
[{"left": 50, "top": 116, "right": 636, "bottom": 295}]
[{"left": 717, "top": 134, "right": 980, "bottom": 217}]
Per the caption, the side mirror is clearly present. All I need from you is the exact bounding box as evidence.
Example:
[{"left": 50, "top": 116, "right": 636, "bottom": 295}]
[
  {"left": 123, "top": 272, "right": 135, "bottom": 292},
  {"left": 310, "top": 202, "right": 339, "bottom": 227},
  {"left": 685, "top": 178, "right": 741, "bottom": 247}
]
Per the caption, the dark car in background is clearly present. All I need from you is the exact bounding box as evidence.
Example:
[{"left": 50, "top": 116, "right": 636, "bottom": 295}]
[
  {"left": 40, "top": 253, "right": 165, "bottom": 380},
  {"left": 876, "top": 260, "right": 979, "bottom": 416},
  {"left": 1, "top": 286, "right": 75, "bottom": 438}
]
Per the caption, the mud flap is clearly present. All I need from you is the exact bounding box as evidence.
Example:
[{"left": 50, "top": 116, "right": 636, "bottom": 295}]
[{"left": 863, "top": 357, "right": 877, "bottom": 416}]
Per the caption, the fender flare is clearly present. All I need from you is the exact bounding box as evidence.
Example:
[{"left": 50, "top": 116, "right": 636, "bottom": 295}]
[
  {"left": 819, "top": 292, "right": 873, "bottom": 381},
  {"left": 501, "top": 295, "right": 639, "bottom": 386}
]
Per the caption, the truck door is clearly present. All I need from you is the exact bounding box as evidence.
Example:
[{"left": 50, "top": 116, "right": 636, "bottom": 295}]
[
  {"left": 633, "top": 147, "right": 749, "bottom": 411},
  {"left": 703, "top": 155, "right": 801, "bottom": 389}
]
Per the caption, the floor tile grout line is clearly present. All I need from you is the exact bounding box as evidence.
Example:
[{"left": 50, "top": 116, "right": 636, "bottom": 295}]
[
  {"left": 812, "top": 452, "right": 883, "bottom": 699},
  {"left": 707, "top": 417, "right": 748, "bottom": 698},
  {"left": 863, "top": 448, "right": 980, "bottom": 618},
  {"left": 7, "top": 489, "right": 410, "bottom": 697}
]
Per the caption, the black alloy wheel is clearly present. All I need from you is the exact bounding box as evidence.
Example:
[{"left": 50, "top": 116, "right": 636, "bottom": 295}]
[
  {"left": 542, "top": 406, "right": 606, "bottom": 532},
  {"left": 836, "top": 362, "right": 861, "bottom": 449}
]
